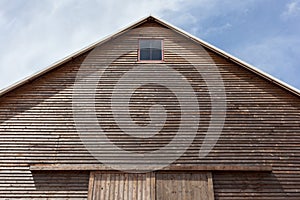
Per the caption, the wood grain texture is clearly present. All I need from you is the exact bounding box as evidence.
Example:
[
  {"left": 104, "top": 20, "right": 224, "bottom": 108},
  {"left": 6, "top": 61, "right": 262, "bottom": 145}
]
[
  {"left": 0, "top": 167, "right": 89, "bottom": 199},
  {"left": 90, "top": 172, "right": 213, "bottom": 200},
  {"left": 156, "top": 172, "right": 214, "bottom": 200},
  {"left": 29, "top": 164, "right": 272, "bottom": 171},
  {"left": 0, "top": 21, "right": 299, "bottom": 199},
  {"left": 88, "top": 171, "right": 95, "bottom": 200},
  {"left": 207, "top": 172, "right": 215, "bottom": 200},
  {"left": 90, "top": 172, "right": 154, "bottom": 200},
  {"left": 213, "top": 171, "right": 293, "bottom": 200}
]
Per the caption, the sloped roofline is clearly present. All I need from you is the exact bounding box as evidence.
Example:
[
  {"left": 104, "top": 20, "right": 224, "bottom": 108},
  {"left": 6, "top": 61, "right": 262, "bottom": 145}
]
[
  {"left": 0, "top": 15, "right": 299, "bottom": 97},
  {"left": 156, "top": 17, "right": 300, "bottom": 97}
]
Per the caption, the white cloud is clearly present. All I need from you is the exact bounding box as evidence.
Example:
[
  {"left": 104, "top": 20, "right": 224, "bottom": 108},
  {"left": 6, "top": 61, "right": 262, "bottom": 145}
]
[
  {"left": 281, "top": 0, "right": 300, "bottom": 19},
  {"left": 0, "top": 0, "right": 184, "bottom": 90},
  {"left": 0, "top": 0, "right": 299, "bottom": 91}
]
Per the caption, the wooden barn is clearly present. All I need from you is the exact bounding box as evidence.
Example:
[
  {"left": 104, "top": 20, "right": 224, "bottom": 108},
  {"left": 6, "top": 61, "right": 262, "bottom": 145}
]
[{"left": 0, "top": 16, "right": 299, "bottom": 199}]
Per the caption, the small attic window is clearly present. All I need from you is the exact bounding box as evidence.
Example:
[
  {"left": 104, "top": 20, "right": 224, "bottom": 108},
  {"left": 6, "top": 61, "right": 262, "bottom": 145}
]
[{"left": 139, "top": 39, "right": 163, "bottom": 61}]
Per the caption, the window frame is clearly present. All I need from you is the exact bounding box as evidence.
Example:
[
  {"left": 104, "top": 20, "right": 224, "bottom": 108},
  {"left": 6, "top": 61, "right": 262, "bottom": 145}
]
[{"left": 138, "top": 38, "right": 164, "bottom": 62}]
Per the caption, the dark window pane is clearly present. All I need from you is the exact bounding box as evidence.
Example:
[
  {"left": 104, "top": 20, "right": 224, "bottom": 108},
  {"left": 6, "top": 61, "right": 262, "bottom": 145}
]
[
  {"left": 139, "top": 40, "right": 162, "bottom": 60},
  {"left": 140, "top": 48, "right": 151, "bottom": 60},
  {"left": 151, "top": 49, "right": 162, "bottom": 60}
]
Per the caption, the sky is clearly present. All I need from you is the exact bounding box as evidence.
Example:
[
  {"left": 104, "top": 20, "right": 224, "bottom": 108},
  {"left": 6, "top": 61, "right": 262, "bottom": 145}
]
[{"left": 0, "top": 0, "right": 299, "bottom": 91}]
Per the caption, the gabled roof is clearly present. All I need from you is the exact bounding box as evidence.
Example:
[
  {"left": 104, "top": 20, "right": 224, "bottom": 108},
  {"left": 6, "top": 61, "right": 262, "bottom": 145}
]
[{"left": 0, "top": 15, "right": 299, "bottom": 97}]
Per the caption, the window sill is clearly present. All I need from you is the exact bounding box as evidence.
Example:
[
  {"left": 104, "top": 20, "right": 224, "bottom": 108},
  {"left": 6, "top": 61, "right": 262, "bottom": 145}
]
[{"left": 137, "top": 60, "right": 165, "bottom": 64}]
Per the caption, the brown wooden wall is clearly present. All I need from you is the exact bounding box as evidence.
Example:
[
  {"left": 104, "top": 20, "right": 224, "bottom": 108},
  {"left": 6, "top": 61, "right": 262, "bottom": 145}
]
[
  {"left": 0, "top": 167, "right": 89, "bottom": 199},
  {"left": 156, "top": 172, "right": 213, "bottom": 200},
  {"left": 0, "top": 21, "right": 299, "bottom": 199}
]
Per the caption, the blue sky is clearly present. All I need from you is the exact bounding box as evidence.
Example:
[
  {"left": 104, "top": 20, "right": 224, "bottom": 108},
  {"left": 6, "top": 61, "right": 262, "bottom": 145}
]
[{"left": 0, "top": 0, "right": 299, "bottom": 91}]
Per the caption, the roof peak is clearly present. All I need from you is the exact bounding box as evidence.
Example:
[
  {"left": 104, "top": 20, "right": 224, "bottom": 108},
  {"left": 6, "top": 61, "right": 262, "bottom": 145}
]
[{"left": 0, "top": 15, "right": 299, "bottom": 97}]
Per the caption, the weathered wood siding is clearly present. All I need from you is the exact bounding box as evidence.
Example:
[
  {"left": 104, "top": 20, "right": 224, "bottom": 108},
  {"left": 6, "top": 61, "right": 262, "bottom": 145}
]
[
  {"left": 213, "top": 172, "right": 288, "bottom": 199},
  {"left": 0, "top": 167, "right": 89, "bottom": 199},
  {"left": 90, "top": 172, "right": 213, "bottom": 200},
  {"left": 156, "top": 172, "right": 214, "bottom": 200},
  {"left": 0, "top": 20, "right": 299, "bottom": 199}
]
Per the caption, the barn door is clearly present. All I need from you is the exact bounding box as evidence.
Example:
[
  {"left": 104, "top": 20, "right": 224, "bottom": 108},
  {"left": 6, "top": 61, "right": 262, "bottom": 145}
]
[
  {"left": 88, "top": 172, "right": 214, "bottom": 200},
  {"left": 88, "top": 172, "right": 155, "bottom": 200},
  {"left": 156, "top": 172, "right": 214, "bottom": 200}
]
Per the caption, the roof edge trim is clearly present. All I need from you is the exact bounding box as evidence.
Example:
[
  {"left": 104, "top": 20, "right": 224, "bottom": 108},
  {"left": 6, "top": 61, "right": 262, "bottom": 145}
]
[
  {"left": 151, "top": 16, "right": 300, "bottom": 97},
  {"left": 0, "top": 15, "right": 150, "bottom": 97}
]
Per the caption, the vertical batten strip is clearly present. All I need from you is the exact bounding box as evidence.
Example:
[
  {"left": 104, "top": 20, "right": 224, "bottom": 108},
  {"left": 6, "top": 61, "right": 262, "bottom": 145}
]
[
  {"left": 207, "top": 172, "right": 215, "bottom": 200},
  {"left": 88, "top": 171, "right": 95, "bottom": 200}
]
